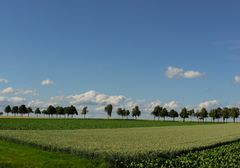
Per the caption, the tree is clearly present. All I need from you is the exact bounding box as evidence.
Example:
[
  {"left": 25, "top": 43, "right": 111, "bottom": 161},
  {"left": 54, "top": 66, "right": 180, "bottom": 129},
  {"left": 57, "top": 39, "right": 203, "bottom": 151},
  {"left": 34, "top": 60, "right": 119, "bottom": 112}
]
[
  {"left": 27, "top": 107, "right": 33, "bottom": 117},
  {"left": 34, "top": 108, "right": 41, "bottom": 118},
  {"left": 81, "top": 106, "right": 88, "bottom": 118},
  {"left": 70, "top": 105, "right": 78, "bottom": 117},
  {"left": 123, "top": 109, "right": 130, "bottom": 119},
  {"left": 151, "top": 105, "right": 162, "bottom": 120},
  {"left": 64, "top": 107, "right": 71, "bottom": 118},
  {"left": 199, "top": 107, "right": 208, "bottom": 122},
  {"left": 222, "top": 107, "right": 230, "bottom": 123},
  {"left": 47, "top": 105, "right": 56, "bottom": 118},
  {"left": 12, "top": 106, "right": 18, "bottom": 116},
  {"left": 56, "top": 106, "right": 64, "bottom": 118},
  {"left": 188, "top": 109, "right": 195, "bottom": 121},
  {"left": 180, "top": 107, "right": 189, "bottom": 122},
  {"left": 229, "top": 107, "right": 239, "bottom": 123},
  {"left": 117, "top": 108, "right": 124, "bottom": 119},
  {"left": 104, "top": 104, "right": 113, "bottom": 119},
  {"left": 209, "top": 109, "right": 217, "bottom": 122},
  {"left": 132, "top": 106, "right": 141, "bottom": 119},
  {"left": 215, "top": 107, "right": 222, "bottom": 122},
  {"left": 168, "top": 109, "right": 178, "bottom": 121},
  {"left": 18, "top": 105, "right": 27, "bottom": 116},
  {"left": 160, "top": 108, "right": 168, "bottom": 121},
  {"left": 42, "top": 110, "right": 48, "bottom": 117},
  {"left": 4, "top": 105, "right": 11, "bottom": 116}
]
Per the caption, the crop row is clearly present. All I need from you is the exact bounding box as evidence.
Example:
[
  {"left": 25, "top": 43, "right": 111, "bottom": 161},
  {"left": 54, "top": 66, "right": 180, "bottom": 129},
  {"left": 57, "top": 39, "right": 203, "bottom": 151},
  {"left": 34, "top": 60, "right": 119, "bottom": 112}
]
[{"left": 129, "top": 140, "right": 240, "bottom": 168}]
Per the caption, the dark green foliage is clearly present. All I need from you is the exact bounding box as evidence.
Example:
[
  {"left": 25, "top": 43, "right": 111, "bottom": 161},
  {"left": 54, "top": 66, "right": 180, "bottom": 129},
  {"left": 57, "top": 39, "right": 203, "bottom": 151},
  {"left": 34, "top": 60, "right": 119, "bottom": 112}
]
[
  {"left": 180, "top": 108, "right": 189, "bottom": 122},
  {"left": 105, "top": 104, "right": 113, "bottom": 118},
  {"left": 151, "top": 106, "right": 162, "bottom": 120},
  {"left": 4, "top": 105, "right": 11, "bottom": 116},
  {"left": 229, "top": 107, "right": 239, "bottom": 123},
  {"left": 199, "top": 108, "right": 208, "bottom": 121},
  {"left": 160, "top": 108, "right": 168, "bottom": 120},
  {"left": 47, "top": 105, "right": 56, "bottom": 117},
  {"left": 128, "top": 140, "right": 240, "bottom": 168},
  {"left": 132, "top": 106, "right": 141, "bottom": 119},
  {"left": 56, "top": 106, "right": 64, "bottom": 116},
  {"left": 222, "top": 107, "right": 230, "bottom": 122},
  {"left": 81, "top": 106, "right": 88, "bottom": 118},
  {"left": 34, "top": 108, "right": 41, "bottom": 117},
  {"left": 18, "top": 105, "right": 27, "bottom": 116},
  {"left": 168, "top": 110, "right": 178, "bottom": 121}
]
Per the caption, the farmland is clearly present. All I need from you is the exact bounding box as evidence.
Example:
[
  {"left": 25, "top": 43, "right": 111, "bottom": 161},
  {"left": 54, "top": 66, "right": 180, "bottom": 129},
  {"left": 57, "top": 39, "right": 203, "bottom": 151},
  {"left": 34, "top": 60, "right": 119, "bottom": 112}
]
[
  {"left": 0, "top": 121, "right": 240, "bottom": 167},
  {"left": 0, "top": 119, "right": 240, "bottom": 167},
  {"left": 0, "top": 118, "right": 211, "bottom": 130}
]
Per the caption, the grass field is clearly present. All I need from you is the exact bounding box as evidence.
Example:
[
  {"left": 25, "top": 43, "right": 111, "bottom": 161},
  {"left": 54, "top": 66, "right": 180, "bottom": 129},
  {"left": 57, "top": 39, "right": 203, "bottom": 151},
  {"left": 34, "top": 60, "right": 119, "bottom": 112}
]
[
  {"left": 0, "top": 139, "right": 107, "bottom": 168},
  {"left": 0, "top": 124, "right": 239, "bottom": 163},
  {"left": 0, "top": 118, "right": 213, "bottom": 130}
]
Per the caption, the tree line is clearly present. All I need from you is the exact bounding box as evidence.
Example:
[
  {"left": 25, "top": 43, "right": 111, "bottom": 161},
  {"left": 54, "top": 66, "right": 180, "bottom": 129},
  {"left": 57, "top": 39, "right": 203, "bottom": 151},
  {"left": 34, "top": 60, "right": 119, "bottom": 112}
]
[
  {"left": 151, "top": 106, "right": 240, "bottom": 122},
  {"left": 2, "top": 104, "right": 240, "bottom": 122}
]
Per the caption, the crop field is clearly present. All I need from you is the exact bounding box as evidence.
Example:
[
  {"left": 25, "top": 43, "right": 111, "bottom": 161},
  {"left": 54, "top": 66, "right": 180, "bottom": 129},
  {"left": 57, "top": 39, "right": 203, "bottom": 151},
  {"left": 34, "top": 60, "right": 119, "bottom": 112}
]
[
  {"left": 0, "top": 123, "right": 240, "bottom": 166},
  {"left": 0, "top": 119, "right": 240, "bottom": 167},
  {"left": 130, "top": 140, "right": 240, "bottom": 167},
  {"left": 0, "top": 118, "right": 211, "bottom": 130}
]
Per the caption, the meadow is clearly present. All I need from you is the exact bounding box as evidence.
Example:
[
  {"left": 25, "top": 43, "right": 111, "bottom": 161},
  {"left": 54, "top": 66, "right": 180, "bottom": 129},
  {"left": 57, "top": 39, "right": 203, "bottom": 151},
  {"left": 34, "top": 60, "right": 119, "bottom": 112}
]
[{"left": 0, "top": 140, "right": 107, "bottom": 168}]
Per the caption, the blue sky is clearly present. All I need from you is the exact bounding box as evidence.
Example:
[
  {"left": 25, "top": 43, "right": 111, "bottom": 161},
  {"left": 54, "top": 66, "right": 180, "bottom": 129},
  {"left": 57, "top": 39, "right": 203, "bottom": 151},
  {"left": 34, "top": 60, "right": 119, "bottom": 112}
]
[{"left": 0, "top": 1, "right": 240, "bottom": 116}]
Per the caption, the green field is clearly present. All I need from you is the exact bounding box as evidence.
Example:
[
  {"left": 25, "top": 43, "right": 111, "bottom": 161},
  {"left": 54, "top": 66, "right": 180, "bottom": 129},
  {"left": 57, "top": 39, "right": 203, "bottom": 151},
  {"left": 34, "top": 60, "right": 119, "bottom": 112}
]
[
  {"left": 0, "top": 139, "right": 107, "bottom": 168},
  {"left": 0, "top": 124, "right": 240, "bottom": 163},
  {"left": 0, "top": 118, "right": 212, "bottom": 130},
  {"left": 0, "top": 119, "right": 240, "bottom": 167},
  {"left": 130, "top": 139, "right": 240, "bottom": 168}
]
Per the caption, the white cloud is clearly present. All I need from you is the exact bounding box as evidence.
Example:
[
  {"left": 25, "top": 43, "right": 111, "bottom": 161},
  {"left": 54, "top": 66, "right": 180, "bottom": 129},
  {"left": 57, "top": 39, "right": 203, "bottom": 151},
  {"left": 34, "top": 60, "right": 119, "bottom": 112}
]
[
  {"left": 41, "top": 79, "right": 54, "bottom": 86},
  {"left": 165, "top": 66, "right": 204, "bottom": 79},
  {"left": 1, "top": 87, "right": 14, "bottom": 94},
  {"left": 163, "top": 101, "right": 178, "bottom": 110},
  {"left": 0, "top": 96, "right": 26, "bottom": 106},
  {"left": 234, "top": 75, "right": 240, "bottom": 83},
  {"left": 198, "top": 100, "right": 218, "bottom": 110},
  {"left": 0, "top": 87, "right": 37, "bottom": 96},
  {"left": 67, "top": 90, "right": 126, "bottom": 106},
  {"left": 0, "top": 78, "right": 8, "bottom": 84}
]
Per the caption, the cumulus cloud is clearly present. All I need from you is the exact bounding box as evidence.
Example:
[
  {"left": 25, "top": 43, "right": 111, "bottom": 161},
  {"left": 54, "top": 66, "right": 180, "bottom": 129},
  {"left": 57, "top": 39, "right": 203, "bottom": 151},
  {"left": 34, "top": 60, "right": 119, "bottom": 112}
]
[
  {"left": 0, "top": 87, "right": 38, "bottom": 96},
  {"left": 0, "top": 78, "right": 8, "bottom": 84},
  {"left": 163, "top": 101, "right": 178, "bottom": 110},
  {"left": 234, "top": 75, "right": 240, "bottom": 83},
  {"left": 198, "top": 100, "right": 218, "bottom": 110},
  {"left": 0, "top": 96, "right": 26, "bottom": 106},
  {"left": 165, "top": 66, "right": 204, "bottom": 79},
  {"left": 41, "top": 79, "right": 54, "bottom": 86},
  {"left": 67, "top": 90, "right": 126, "bottom": 106}
]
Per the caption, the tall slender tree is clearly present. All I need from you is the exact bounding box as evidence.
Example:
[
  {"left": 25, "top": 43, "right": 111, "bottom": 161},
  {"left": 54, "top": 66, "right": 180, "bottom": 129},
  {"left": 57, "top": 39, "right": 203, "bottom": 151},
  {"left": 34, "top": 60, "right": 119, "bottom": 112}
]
[
  {"left": 104, "top": 104, "right": 113, "bottom": 119},
  {"left": 12, "top": 106, "right": 18, "bottom": 116},
  {"left": 180, "top": 107, "right": 189, "bottom": 122},
  {"left": 81, "top": 106, "right": 88, "bottom": 118}
]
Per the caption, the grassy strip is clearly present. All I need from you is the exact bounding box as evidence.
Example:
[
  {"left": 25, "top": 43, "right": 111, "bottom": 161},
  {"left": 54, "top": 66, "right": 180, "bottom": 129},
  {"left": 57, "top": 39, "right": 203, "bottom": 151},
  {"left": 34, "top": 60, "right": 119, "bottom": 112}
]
[
  {"left": 0, "top": 118, "right": 216, "bottom": 130},
  {"left": 0, "top": 139, "right": 108, "bottom": 168}
]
